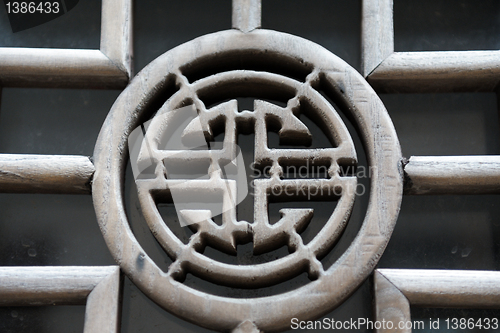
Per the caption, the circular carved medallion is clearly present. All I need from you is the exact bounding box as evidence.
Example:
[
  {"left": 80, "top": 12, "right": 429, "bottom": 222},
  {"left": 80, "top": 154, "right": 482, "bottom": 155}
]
[{"left": 93, "top": 29, "right": 403, "bottom": 332}]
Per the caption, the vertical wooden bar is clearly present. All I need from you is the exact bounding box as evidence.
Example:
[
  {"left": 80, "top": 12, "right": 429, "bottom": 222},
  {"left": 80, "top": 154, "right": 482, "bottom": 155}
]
[
  {"left": 100, "top": 0, "right": 134, "bottom": 78},
  {"left": 84, "top": 267, "right": 121, "bottom": 333},
  {"left": 361, "top": 0, "right": 394, "bottom": 77},
  {"left": 374, "top": 271, "right": 412, "bottom": 333},
  {"left": 232, "top": 0, "right": 262, "bottom": 33}
]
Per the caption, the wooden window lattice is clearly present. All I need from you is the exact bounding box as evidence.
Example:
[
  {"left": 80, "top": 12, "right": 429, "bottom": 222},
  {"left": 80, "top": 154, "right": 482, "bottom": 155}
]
[
  {"left": 0, "top": 0, "right": 131, "bottom": 332},
  {"left": 1, "top": 0, "right": 500, "bottom": 332}
]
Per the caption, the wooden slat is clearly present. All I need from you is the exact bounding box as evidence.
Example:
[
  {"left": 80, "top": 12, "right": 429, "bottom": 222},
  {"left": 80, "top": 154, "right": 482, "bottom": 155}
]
[
  {"left": 374, "top": 271, "right": 411, "bottom": 333},
  {"left": 100, "top": 0, "right": 133, "bottom": 78},
  {"left": 0, "top": 0, "right": 132, "bottom": 89},
  {"left": 83, "top": 267, "right": 121, "bottom": 333},
  {"left": 0, "top": 48, "right": 128, "bottom": 88},
  {"left": 232, "top": 0, "right": 261, "bottom": 33},
  {"left": 361, "top": 0, "right": 394, "bottom": 77},
  {"left": 0, "top": 154, "right": 94, "bottom": 194},
  {"left": 0, "top": 266, "right": 117, "bottom": 306},
  {"left": 378, "top": 269, "right": 500, "bottom": 308},
  {"left": 404, "top": 156, "right": 500, "bottom": 195},
  {"left": 368, "top": 51, "right": 500, "bottom": 92}
]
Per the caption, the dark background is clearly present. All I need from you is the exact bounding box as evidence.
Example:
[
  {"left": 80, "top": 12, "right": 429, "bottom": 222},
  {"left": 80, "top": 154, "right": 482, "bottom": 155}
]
[{"left": 0, "top": 0, "right": 499, "bottom": 332}]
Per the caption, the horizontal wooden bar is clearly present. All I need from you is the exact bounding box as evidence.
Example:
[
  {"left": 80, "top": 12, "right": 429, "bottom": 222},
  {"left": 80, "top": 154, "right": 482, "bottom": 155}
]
[
  {"left": 0, "top": 154, "right": 94, "bottom": 194},
  {"left": 368, "top": 51, "right": 500, "bottom": 92},
  {"left": 404, "top": 156, "right": 500, "bottom": 195},
  {"left": 0, "top": 48, "right": 128, "bottom": 89},
  {"left": 0, "top": 266, "right": 118, "bottom": 306},
  {"left": 378, "top": 269, "right": 500, "bottom": 308}
]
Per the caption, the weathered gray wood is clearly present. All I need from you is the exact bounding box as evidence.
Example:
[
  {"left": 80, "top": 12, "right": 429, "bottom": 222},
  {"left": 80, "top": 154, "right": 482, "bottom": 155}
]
[
  {"left": 0, "top": 48, "right": 128, "bottom": 88},
  {"left": 368, "top": 51, "right": 500, "bottom": 92},
  {"left": 232, "top": 0, "right": 261, "bottom": 33},
  {"left": 404, "top": 156, "right": 500, "bottom": 195},
  {"left": 0, "top": 266, "right": 117, "bottom": 306},
  {"left": 498, "top": 88, "right": 500, "bottom": 136},
  {"left": 378, "top": 269, "right": 500, "bottom": 308},
  {"left": 84, "top": 266, "right": 121, "bottom": 333},
  {"left": 101, "top": 0, "right": 133, "bottom": 78},
  {"left": 374, "top": 271, "right": 411, "bottom": 333},
  {"left": 93, "top": 29, "right": 403, "bottom": 332},
  {"left": 361, "top": 0, "right": 500, "bottom": 92},
  {"left": 232, "top": 320, "right": 260, "bottom": 333},
  {"left": 0, "top": 154, "right": 94, "bottom": 194},
  {"left": 361, "top": 0, "right": 394, "bottom": 77},
  {"left": 0, "top": 0, "right": 132, "bottom": 88}
]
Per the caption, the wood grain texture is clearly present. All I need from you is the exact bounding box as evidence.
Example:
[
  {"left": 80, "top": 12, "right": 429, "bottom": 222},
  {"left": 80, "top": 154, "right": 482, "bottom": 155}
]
[
  {"left": 378, "top": 269, "right": 500, "bottom": 308},
  {"left": 361, "top": 0, "right": 394, "bottom": 77},
  {"left": 101, "top": 0, "right": 133, "bottom": 78},
  {"left": 0, "top": 266, "right": 118, "bottom": 306},
  {"left": 232, "top": 0, "right": 261, "bottom": 33},
  {"left": 404, "top": 156, "right": 500, "bottom": 195},
  {"left": 92, "top": 29, "right": 403, "bottom": 332},
  {"left": 0, "top": 48, "right": 128, "bottom": 88},
  {"left": 0, "top": 154, "right": 94, "bottom": 194},
  {"left": 231, "top": 321, "right": 260, "bottom": 333},
  {"left": 84, "top": 266, "right": 121, "bottom": 333},
  {"left": 0, "top": 0, "right": 132, "bottom": 88},
  {"left": 374, "top": 271, "right": 411, "bottom": 333},
  {"left": 368, "top": 51, "right": 500, "bottom": 92}
]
